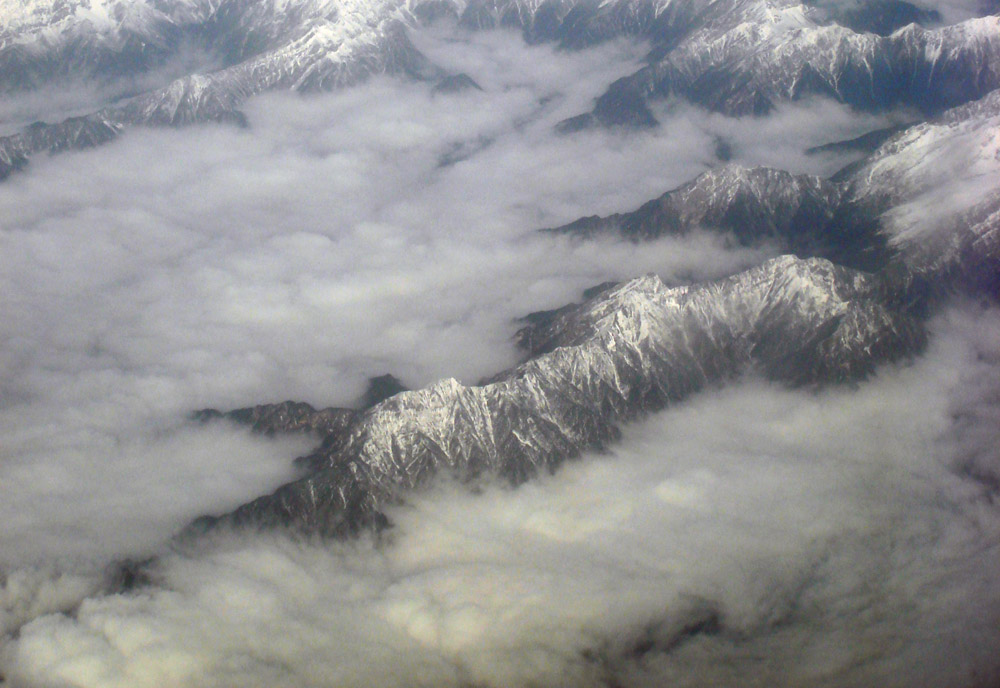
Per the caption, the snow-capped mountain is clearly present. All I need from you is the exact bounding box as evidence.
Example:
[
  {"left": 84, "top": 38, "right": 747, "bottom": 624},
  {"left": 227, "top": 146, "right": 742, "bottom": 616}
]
[
  {"left": 552, "top": 87, "right": 1000, "bottom": 293},
  {"left": 457, "top": 0, "right": 948, "bottom": 46},
  {"left": 2, "top": 0, "right": 998, "bottom": 177},
  {"left": 843, "top": 87, "right": 1000, "bottom": 286},
  {"left": 0, "top": 0, "right": 440, "bottom": 176},
  {"left": 1, "top": 0, "right": 993, "bottom": 543},
  {"left": 2, "top": 0, "right": 1000, "bottom": 683},
  {"left": 561, "top": 7, "right": 1000, "bottom": 128},
  {"left": 547, "top": 165, "right": 872, "bottom": 262},
  {"left": 0, "top": 0, "right": 408, "bottom": 90},
  {"left": 180, "top": 80, "right": 998, "bottom": 541},
  {"left": 191, "top": 255, "right": 922, "bottom": 537}
]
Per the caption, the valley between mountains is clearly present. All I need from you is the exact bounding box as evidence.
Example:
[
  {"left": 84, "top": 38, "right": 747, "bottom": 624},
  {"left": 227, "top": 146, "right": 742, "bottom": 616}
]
[{"left": 1, "top": 0, "right": 999, "bottom": 685}]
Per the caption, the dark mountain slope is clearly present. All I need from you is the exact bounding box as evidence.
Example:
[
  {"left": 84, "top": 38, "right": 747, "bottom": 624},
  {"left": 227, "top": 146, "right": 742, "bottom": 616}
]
[{"left": 190, "top": 255, "right": 923, "bottom": 538}]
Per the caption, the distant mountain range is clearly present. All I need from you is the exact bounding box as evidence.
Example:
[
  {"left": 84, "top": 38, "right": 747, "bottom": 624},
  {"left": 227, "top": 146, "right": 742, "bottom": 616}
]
[{"left": 3, "top": 0, "right": 1000, "bottom": 177}]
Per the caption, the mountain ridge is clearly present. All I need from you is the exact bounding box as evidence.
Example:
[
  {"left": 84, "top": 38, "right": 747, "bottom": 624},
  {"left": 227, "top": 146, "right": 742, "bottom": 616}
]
[
  {"left": 3, "top": 0, "right": 998, "bottom": 178},
  {"left": 189, "top": 255, "right": 924, "bottom": 538},
  {"left": 549, "top": 87, "right": 1000, "bottom": 293}
]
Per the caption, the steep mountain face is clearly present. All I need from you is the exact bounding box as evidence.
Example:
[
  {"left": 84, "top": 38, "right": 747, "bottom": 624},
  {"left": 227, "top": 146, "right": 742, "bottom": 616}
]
[
  {"left": 0, "top": 0, "right": 437, "bottom": 177},
  {"left": 1, "top": 0, "right": 998, "bottom": 683},
  {"left": 0, "top": 114, "right": 124, "bottom": 178},
  {"left": 193, "top": 400, "right": 359, "bottom": 437},
  {"left": 551, "top": 87, "right": 1000, "bottom": 290},
  {"left": 548, "top": 163, "right": 894, "bottom": 269},
  {"left": 546, "top": 165, "right": 878, "bottom": 264},
  {"left": 563, "top": 9, "right": 1000, "bottom": 129},
  {"left": 190, "top": 255, "right": 923, "bottom": 538},
  {"left": 455, "top": 0, "right": 706, "bottom": 46},
  {"left": 456, "top": 0, "right": 948, "bottom": 48},
  {"left": 805, "top": 122, "right": 912, "bottom": 156},
  {"left": 0, "top": 0, "right": 215, "bottom": 91},
  {"left": 0, "top": 0, "right": 408, "bottom": 91},
  {"left": 2, "top": 0, "right": 998, "bottom": 177},
  {"left": 841, "top": 88, "right": 1000, "bottom": 290},
  {"left": 805, "top": 0, "right": 942, "bottom": 35},
  {"left": 190, "top": 375, "right": 408, "bottom": 437},
  {"left": 1, "top": 0, "right": 991, "bottom": 547}
]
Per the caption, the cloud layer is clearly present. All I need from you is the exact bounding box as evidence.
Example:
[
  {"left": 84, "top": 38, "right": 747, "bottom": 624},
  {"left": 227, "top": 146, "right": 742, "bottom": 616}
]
[
  {"left": 2, "top": 24, "right": 993, "bottom": 687},
  {"left": 4, "top": 304, "right": 999, "bottom": 687}
]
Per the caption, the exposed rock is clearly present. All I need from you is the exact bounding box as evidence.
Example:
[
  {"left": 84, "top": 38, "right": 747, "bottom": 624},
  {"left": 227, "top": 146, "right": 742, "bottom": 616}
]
[
  {"left": 550, "top": 88, "right": 1000, "bottom": 288},
  {"left": 806, "top": 123, "right": 912, "bottom": 157},
  {"left": 359, "top": 374, "right": 409, "bottom": 409},
  {"left": 546, "top": 165, "right": 888, "bottom": 270},
  {"left": 806, "top": 0, "right": 941, "bottom": 36},
  {"left": 567, "top": 7, "right": 1000, "bottom": 127},
  {"left": 432, "top": 72, "right": 483, "bottom": 94},
  {"left": 3, "top": 0, "right": 998, "bottom": 175},
  {"left": 186, "top": 255, "right": 923, "bottom": 538},
  {"left": 192, "top": 400, "right": 357, "bottom": 437}
]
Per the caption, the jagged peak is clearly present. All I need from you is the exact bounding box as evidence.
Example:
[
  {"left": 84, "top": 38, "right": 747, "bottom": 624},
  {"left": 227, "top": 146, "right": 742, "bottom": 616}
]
[
  {"left": 190, "top": 249, "right": 922, "bottom": 537},
  {"left": 891, "top": 13, "right": 1000, "bottom": 40},
  {"left": 375, "top": 376, "right": 463, "bottom": 407},
  {"left": 687, "top": 164, "right": 824, "bottom": 190}
]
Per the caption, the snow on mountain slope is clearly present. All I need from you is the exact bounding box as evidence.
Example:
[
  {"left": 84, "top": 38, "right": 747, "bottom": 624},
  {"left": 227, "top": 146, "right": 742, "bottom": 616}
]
[
  {"left": 551, "top": 87, "right": 1000, "bottom": 290},
  {"left": 844, "top": 87, "right": 1000, "bottom": 278},
  {"left": 2, "top": 0, "right": 997, "bottom": 177},
  {"left": 562, "top": 2, "right": 1000, "bottom": 127},
  {"left": 190, "top": 255, "right": 922, "bottom": 537},
  {"left": 0, "top": 0, "right": 430, "bottom": 113},
  {"left": 0, "top": 0, "right": 441, "bottom": 176},
  {"left": 546, "top": 164, "right": 861, "bottom": 260}
]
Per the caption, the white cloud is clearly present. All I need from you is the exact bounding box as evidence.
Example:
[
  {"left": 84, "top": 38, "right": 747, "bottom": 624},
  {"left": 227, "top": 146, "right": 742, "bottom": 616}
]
[
  {"left": 2, "top": 25, "right": 993, "bottom": 687},
  {"left": 0, "top": 26, "right": 773, "bottom": 646},
  {"left": 3, "top": 304, "right": 999, "bottom": 688},
  {"left": 647, "top": 96, "right": 915, "bottom": 178}
]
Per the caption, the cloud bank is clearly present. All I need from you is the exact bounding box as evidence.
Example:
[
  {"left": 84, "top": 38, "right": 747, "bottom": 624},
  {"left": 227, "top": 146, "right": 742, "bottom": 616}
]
[
  {"left": 2, "top": 24, "right": 993, "bottom": 687},
  {"left": 3, "top": 304, "right": 999, "bottom": 688}
]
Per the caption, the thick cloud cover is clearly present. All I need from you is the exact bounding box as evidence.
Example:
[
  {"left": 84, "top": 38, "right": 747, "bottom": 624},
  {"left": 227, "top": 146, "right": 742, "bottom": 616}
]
[
  {"left": 3, "top": 304, "right": 999, "bottom": 687},
  {"left": 2, "top": 24, "right": 995, "bottom": 687}
]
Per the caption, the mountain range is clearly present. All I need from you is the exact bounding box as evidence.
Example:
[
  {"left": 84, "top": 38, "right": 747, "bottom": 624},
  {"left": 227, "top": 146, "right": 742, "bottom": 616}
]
[
  {"left": 550, "top": 87, "right": 1000, "bottom": 291},
  {"left": 3, "top": 0, "right": 989, "bottom": 538},
  {"left": 182, "top": 79, "right": 998, "bottom": 538},
  {"left": 2, "top": 1, "right": 1000, "bottom": 682},
  {"left": 3, "top": 0, "right": 1000, "bottom": 176},
  {"left": 190, "top": 253, "right": 926, "bottom": 537}
]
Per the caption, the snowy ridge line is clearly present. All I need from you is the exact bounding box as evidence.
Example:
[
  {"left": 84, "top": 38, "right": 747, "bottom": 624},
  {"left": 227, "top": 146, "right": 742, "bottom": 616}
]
[
  {"left": 2, "top": 0, "right": 999, "bottom": 178},
  {"left": 0, "top": 11, "right": 435, "bottom": 178},
  {"left": 545, "top": 164, "right": 864, "bottom": 260},
  {"left": 551, "top": 87, "right": 1000, "bottom": 291},
  {"left": 844, "top": 89, "right": 1000, "bottom": 275},
  {"left": 561, "top": 11, "right": 1000, "bottom": 128},
  {"left": 188, "top": 255, "right": 923, "bottom": 538}
]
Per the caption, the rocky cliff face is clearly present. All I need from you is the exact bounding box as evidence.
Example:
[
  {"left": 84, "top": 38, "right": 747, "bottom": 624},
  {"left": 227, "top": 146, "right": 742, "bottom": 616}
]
[{"left": 190, "top": 255, "right": 923, "bottom": 538}]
